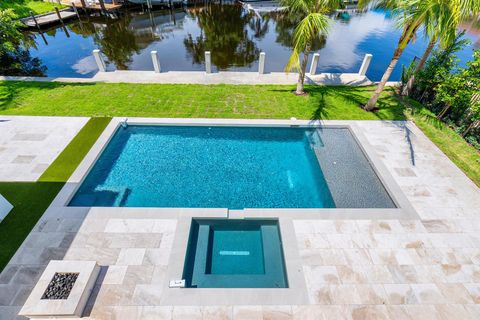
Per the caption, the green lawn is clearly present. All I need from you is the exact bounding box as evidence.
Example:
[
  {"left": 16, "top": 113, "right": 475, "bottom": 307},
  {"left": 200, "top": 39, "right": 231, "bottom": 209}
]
[
  {"left": 0, "top": 0, "right": 63, "bottom": 18},
  {"left": 0, "top": 117, "right": 110, "bottom": 272},
  {"left": 0, "top": 81, "right": 406, "bottom": 120}
]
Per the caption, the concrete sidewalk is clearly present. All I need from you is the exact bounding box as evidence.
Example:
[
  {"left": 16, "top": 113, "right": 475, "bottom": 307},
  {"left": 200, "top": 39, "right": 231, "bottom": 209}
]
[{"left": 0, "top": 71, "right": 374, "bottom": 86}]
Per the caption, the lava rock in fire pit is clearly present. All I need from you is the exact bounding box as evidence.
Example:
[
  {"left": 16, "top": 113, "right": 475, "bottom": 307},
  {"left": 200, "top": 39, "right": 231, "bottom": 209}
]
[{"left": 41, "top": 272, "right": 79, "bottom": 300}]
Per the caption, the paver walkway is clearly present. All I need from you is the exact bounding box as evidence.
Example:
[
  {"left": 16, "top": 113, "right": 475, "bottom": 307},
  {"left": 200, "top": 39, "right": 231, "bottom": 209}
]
[
  {"left": 0, "top": 116, "right": 88, "bottom": 181},
  {"left": 0, "top": 119, "right": 479, "bottom": 319}
]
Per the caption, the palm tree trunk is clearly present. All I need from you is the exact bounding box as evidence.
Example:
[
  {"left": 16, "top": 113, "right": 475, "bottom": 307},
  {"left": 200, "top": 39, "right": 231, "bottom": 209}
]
[
  {"left": 462, "top": 120, "right": 479, "bottom": 137},
  {"left": 437, "top": 104, "right": 451, "bottom": 119},
  {"left": 296, "top": 49, "right": 310, "bottom": 95},
  {"left": 364, "top": 46, "right": 404, "bottom": 111},
  {"left": 402, "top": 37, "right": 436, "bottom": 96}
]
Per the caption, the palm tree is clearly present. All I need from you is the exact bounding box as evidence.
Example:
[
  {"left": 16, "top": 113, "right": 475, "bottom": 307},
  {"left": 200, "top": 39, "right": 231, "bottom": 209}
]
[
  {"left": 282, "top": 0, "right": 343, "bottom": 95},
  {"left": 361, "top": 0, "right": 432, "bottom": 110},
  {"left": 402, "top": 0, "right": 480, "bottom": 96}
]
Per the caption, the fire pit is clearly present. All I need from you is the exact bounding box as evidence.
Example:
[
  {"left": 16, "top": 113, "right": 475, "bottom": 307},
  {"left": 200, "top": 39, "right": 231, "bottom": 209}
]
[
  {"left": 41, "top": 272, "right": 79, "bottom": 300},
  {"left": 19, "top": 261, "right": 99, "bottom": 319}
]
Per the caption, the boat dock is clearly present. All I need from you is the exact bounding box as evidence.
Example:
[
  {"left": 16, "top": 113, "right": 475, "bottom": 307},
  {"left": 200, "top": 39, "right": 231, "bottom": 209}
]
[
  {"left": 21, "top": 9, "right": 78, "bottom": 28},
  {"left": 63, "top": 0, "right": 124, "bottom": 11}
]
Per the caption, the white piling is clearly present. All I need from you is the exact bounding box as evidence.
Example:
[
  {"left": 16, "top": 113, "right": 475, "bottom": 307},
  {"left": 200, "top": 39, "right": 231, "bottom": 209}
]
[
  {"left": 205, "top": 51, "right": 212, "bottom": 74},
  {"left": 92, "top": 49, "right": 106, "bottom": 72},
  {"left": 258, "top": 52, "right": 266, "bottom": 74},
  {"left": 358, "top": 53, "right": 373, "bottom": 76},
  {"left": 309, "top": 53, "right": 320, "bottom": 75},
  {"left": 151, "top": 51, "right": 161, "bottom": 73}
]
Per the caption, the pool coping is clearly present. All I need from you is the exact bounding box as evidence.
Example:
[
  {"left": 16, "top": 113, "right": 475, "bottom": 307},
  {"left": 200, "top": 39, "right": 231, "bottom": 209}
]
[{"left": 56, "top": 117, "right": 418, "bottom": 221}]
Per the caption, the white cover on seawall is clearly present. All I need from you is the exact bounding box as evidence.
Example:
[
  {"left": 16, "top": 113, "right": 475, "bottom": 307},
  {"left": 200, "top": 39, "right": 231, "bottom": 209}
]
[{"left": 0, "top": 193, "right": 13, "bottom": 221}]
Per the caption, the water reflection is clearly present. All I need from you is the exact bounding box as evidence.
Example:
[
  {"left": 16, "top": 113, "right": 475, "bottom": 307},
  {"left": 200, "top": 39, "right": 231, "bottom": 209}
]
[
  {"left": 19, "top": 3, "right": 480, "bottom": 79},
  {"left": 184, "top": 4, "right": 260, "bottom": 69}
]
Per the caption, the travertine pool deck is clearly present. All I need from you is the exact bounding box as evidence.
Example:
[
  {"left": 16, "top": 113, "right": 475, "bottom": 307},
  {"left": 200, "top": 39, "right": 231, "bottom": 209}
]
[
  {"left": 0, "top": 119, "right": 480, "bottom": 320},
  {"left": 0, "top": 116, "right": 88, "bottom": 182}
]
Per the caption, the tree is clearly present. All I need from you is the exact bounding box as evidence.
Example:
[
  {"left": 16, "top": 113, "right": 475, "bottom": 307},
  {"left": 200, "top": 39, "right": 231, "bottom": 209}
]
[
  {"left": 362, "top": 0, "right": 461, "bottom": 111},
  {"left": 402, "top": 0, "right": 480, "bottom": 96},
  {"left": 0, "top": 9, "right": 23, "bottom": 56},
  {"left": 282, "top": 0, "right": 343, "bottom": 95},
  {"left": 0, "top": 9, "right": 45, "bottom": 76}
]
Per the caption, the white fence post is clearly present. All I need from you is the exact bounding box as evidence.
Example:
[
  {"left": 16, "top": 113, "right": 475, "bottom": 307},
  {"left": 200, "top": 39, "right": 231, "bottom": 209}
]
[
  {"left": 151, "top": 51, "right": 161, "bottom": 73},
  {"left": 205, "top": 51, "right": 212, "bottom": 74},
  {"left": 258, "top": 52, "right": 266, "bottom": 74},
  {"left": 309, "top": 53, "right": 320, "bottom": 75},
  {"left": 92, "top": 49, "right": 106, "bottom": 72},
  {"left": 358, "top": 53, "right": 372, "bottom": 76}
]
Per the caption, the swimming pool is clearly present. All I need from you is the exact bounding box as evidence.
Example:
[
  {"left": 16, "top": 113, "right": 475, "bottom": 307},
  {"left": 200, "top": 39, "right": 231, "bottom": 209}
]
[
  {"left": 182, "top": 219, "right": 288, "bottom": 288},
  {"left": 69, "top": 124, "right": 395, "bottom": 209}
]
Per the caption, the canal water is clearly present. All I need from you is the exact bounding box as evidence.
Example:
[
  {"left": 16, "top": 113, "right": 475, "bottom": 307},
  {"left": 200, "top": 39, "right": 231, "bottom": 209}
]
[{"left": 25, "top": 2, "right": 479, "bottom": 80}]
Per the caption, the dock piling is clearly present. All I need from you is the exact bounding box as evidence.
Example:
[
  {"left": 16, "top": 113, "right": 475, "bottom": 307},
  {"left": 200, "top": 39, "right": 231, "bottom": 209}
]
[
  {"left": 93, "top": 49, "right": 107, "bottom": 72},
  {"left": 258, "top": 52, "right": 265, "bottom": 74},
  {"left": 205, "top": 51, "right": 212, "bottom": 74},
  {"left": 151, "top": 51, "right": 161, "bottom": 73},
  {"left": 54, "top": 7, "right": 65, "bottom": 28},
  {"left": 358, "top": 53, "right": 372, "bottom": 76},
  {"left": 309, "top": 53, "right": 320, "bottom": 75},
  {"left": 72, "top": 2, "right": 81, "bottom": 19},
  {"left": 29, "top": 11, "right": 41, "bottom": 32}
]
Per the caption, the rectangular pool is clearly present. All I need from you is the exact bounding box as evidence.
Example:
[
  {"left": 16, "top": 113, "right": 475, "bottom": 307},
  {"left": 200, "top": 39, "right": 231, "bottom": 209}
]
[{"left": 69, "top": 125, "right": 395, "bottom": 209}]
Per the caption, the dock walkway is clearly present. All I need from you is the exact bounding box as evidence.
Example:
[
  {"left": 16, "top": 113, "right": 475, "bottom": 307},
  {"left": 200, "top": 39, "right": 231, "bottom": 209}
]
[{"left": 21, "top": 9, "right": 77, "bottom": 28}]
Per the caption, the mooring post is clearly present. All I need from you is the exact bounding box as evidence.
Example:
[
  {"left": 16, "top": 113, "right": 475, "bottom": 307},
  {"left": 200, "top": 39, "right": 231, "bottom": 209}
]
[
  {"left": 358, "top": 53, "right": 373, "bottom": 76},
  {"left": 98, "top": 0, "right": 107, "bottom": 12},
  {"left": 309, "top": 53, "right": 320, "bottom": 75},
  {"left": 151, "top": 51, "right": 161, "bottom": 73},
  {"left": 258, "top": 52, "right": 266, "bottom": 74},
  {"left": 29, "top": 11, "right": 41, "bottom": 32},
  {"left": 54, "top": 7, "right": 65, "bottom": 28},
  {"left": 205, "top": 51, "right": 212, "bottom": 74},
  {"left": 71, "top": 2, "right": 81, "bottom": 19},
  {"left": 93, "top": 49, "right": 106, "bottom": 72}
]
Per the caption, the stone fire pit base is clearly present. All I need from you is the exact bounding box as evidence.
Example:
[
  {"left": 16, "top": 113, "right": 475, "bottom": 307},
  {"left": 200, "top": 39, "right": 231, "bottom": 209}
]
[{"left": 19, "top": 260, "right": 100, "bottom": 318}]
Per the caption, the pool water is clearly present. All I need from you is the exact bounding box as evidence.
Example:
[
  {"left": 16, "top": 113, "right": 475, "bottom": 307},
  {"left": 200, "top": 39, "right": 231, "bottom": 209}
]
[
  {"left": 183, "top": 219, "right": 288, "bottom": 288},
  {"left": 69, "top": 125, "right": 336, "bottom": 208},
  {"left": 22, "top": 4, "right": 478, "bottom": 80}
]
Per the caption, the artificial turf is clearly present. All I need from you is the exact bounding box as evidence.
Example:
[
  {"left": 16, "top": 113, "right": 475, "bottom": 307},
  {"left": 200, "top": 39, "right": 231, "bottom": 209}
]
[{"left": 0, "top": 117, "right": 111, "bottom": 272}]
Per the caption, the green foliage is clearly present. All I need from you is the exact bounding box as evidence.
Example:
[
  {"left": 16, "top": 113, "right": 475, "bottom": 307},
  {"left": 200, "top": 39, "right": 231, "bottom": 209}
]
[
  {"left": 435, "top": 50, "right": 480, "bottom": 146},
  {"left": 0, "top": 9, "right": 23, "bottom": 55},
  {"left": 408, "top": 32, "right": 480, "bottom": 149},
  {"left": 0, "top": 9, "right": 46, "bottom": 76},
  {"left": 411, "top": 32, "right": 470, "bottom": 105}
]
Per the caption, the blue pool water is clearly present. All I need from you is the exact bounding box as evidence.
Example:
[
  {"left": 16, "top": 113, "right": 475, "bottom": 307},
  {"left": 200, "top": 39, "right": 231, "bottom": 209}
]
[
  {"left": 183, "top": 219, "right": 287, "bottom": 288},
  {"left": 69, "top": 125, "right": 335, "bottom": 208}
]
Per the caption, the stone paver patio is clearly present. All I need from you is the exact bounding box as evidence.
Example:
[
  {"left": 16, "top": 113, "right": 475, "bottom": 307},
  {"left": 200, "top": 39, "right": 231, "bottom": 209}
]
[
  {"left": 0, "top": 116, "right": 88, "bottom": 182},
  {"left": 0, "top": 119, "right": 479, "bottom": 320}
]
